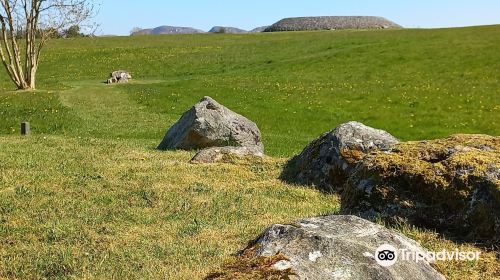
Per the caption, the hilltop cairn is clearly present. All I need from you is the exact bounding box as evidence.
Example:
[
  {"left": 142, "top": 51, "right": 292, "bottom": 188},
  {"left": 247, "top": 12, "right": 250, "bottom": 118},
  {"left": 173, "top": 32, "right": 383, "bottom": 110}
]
[
  {"left": 107, "top": 70, "right": 131, "bottom": 84},
  {"left": 265, "top": 16, "right": 402, "bottom": 32},
  {"left": 158, "top": 96, "right": 264, "bottom": 163}
]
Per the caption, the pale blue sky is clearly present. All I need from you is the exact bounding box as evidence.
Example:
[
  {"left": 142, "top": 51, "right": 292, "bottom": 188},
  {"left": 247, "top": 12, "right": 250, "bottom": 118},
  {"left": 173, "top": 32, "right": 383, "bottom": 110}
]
[{"left": 95, "top": 0, "right": 500, "bottom": 35}]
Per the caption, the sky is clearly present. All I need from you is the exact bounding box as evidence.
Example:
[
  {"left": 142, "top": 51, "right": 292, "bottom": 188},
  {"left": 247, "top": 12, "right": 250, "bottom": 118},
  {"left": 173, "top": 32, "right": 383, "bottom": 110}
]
[{"left": 95, "top": 0, "right": 500, "bottom": 35}]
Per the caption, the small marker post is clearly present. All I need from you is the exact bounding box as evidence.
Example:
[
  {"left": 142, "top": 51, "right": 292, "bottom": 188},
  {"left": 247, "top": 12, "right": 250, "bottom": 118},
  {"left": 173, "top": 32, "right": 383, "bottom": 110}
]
[{"left": 21, "top": 122, "right": 30, "bottom": 135}]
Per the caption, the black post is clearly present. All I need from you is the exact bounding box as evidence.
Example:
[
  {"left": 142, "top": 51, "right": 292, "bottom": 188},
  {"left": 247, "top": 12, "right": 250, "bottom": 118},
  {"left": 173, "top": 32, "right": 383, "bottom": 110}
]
[{"left": 21, "top": 122, "right": 30, "bottom": 135}]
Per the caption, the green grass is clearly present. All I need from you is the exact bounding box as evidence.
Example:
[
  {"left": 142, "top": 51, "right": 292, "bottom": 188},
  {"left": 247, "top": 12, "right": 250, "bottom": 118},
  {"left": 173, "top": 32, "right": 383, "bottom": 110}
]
[
  {"left": 0, "top": 25, "right": 499, "bottom": 279},
  {"left": 1, "top": 25, "right": 499, "bottom": 156},
  {"left": 0, "top": 135, "right": 339, "bottom": 279}
]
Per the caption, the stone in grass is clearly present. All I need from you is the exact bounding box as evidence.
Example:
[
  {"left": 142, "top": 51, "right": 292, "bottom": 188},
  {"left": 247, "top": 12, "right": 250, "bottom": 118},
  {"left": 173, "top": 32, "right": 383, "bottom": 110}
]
[
  {"left": 190, "top": 146, "right": 264, "bottom": 164},
  {"left": 342, "top": 134, "right": 500, "bottom": 243},
  {"left": 281, "top": 121, "right": 399, "bottom": 193},
  {"left": 158, "top": 96, "right": 264, "bottom": 156},
  {"left": 206, "top": 215, "right": 445, "bottom": 280},
  {"left": 107, "top": 70, "right": 132, "bottom": 84}
]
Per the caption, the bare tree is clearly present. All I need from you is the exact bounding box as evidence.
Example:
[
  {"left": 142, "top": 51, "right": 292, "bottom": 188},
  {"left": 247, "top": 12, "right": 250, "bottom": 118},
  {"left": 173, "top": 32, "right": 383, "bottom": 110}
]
[
  {"left": 0, "top": 0, "right": 95, "bottom": 90},
  {"left": 130, "top": 27, "right": 141, "bottom": 35}
]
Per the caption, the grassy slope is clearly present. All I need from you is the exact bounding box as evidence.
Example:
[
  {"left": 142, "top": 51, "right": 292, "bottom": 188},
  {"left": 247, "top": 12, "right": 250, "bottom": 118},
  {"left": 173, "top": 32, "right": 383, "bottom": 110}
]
[
  {"left": 0, "top": 136, "right": 338, "bottom": 279},
  {"left": 0, "top": 26, "right": 499, "bottom": 279},
  {"left": 1, "top": 25, "right": 499, "bottom": 156}
]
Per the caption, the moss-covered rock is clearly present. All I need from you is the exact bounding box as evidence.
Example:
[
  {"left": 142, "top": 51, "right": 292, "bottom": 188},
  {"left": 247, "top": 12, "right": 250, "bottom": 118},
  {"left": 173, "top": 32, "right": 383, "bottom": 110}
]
[
  {"left": 205, "top": 247, "right": 294, "bottom": 280},
  {"left": 342, "top": 134, "right": 500, "bottom": 243}
]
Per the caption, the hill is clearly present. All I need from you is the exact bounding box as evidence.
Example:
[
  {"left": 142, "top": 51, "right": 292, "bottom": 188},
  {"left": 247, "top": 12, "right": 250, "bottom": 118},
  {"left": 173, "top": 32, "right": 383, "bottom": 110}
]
[
  {"left": 0, "top": 25, "right": 499, "bottom": 279},
  {"left": 249, "top": 26, "right": 269, "bottom": 33},
  {"left": 208, "top": 26, "right": 247, "bottom": 33},
  {"left": 2, "top": 25, "right": 497, "bottom": 155},
  {"left": 265, "top": 16, "right": 402, "bottom": 32},
  {"left": 131, "top": 25, "right": 205, "bottom": 35}
]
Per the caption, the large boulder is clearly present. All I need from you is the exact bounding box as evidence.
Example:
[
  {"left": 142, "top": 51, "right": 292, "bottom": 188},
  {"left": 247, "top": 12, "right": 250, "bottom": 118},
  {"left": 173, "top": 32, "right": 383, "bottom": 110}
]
[
  {"left": 282, "top": 121, "right": 398, "bottom": 193},
  {"left": 158, "top": 96, "right": 264, "bottom": 154},
  {"left": 107, "top": 70, "right": 131, "bottom": 84},
  {"left": 207, "top": 215, "right": 445, "bottom": 280},
  {"left": 342, "top": 134, "right": 500, "bottom": 243}
]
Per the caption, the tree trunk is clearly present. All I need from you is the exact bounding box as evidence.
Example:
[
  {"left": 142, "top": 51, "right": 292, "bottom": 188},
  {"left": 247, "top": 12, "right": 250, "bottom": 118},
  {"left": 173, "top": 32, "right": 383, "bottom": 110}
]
[
  {"left": 28, "top": 65, "right": 37, "bottom": 89},
  {"left": 0, "top": 0, "right": 93, "bottom": 90}
]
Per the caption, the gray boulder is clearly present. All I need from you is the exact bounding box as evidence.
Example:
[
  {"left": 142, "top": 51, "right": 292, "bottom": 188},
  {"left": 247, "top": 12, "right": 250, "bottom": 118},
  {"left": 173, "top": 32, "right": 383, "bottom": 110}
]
[
  {"left": 158, "top": 96, "right": 264, "bottom": 153},
  {"left": 282, "top": 121, "right": 398, "bottom": 193},
  {"left": 207, "top": 215, "right": 445, "bottom": 280},
  {"left": 342, "top": 134, "right": 500, "bottom": 243},
  {"left": 190, "top": 146, "right": 263, "bottom": 164},
  {"left": 107, "top": 70, "right": 131, "bottom": 84}
]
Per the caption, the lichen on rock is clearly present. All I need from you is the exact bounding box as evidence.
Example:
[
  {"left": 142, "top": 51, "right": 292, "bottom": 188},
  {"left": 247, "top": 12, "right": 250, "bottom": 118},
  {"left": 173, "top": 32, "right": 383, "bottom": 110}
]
[
  {"left": 281, "top": 121, "right": 399, "bottom": 193},
  {"left": 206, "top": 215, "right": 445, "bottom": 280},
  {"left": 342, "top": 134, "right": 500, "bottom": 243},
  {"left": 157, "top": 96, "right": 265, "bottom": 163}
]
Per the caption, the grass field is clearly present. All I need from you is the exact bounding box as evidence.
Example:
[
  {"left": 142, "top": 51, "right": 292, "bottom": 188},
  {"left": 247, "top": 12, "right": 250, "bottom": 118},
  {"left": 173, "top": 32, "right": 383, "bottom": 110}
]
[
  {"left": 0, "top": 25, "right": 499, "bottom": 279},
  {"left": 1, "top": 25, "right": 499, "bottom": 156}
]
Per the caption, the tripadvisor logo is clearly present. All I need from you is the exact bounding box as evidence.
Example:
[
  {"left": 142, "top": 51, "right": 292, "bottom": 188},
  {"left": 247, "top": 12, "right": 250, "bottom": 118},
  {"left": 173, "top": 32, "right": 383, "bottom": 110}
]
[
  {"left": 371, "top": 244, "right": 481, "bottom": 267},
  {"left": 375, "top": 244, "right": 398, "bottom": 267}
]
